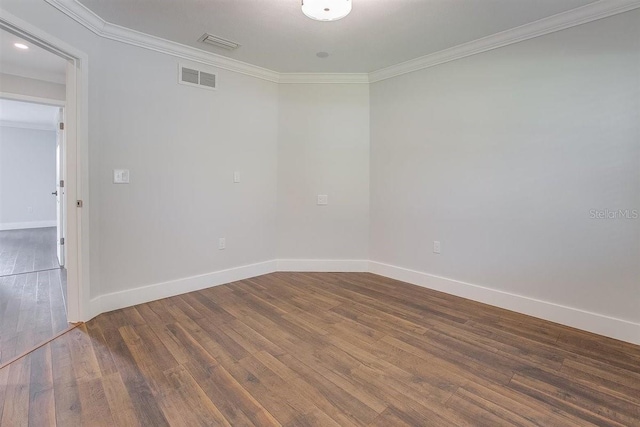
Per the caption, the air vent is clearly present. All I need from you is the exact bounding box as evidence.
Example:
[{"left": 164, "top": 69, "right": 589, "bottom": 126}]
[
  {"left": 198, "top": 33, "right": 240, "bottom": 50},
  {"left": 199, "top": 71, "right": 216, "bottom": 89},
  {"left": 178, "top": 64, "right": 217, "bottom": 91}
]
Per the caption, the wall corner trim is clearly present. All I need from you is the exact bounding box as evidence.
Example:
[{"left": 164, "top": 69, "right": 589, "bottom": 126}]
[{"left": 369, "top": 261, "right": 640, "bottom": 346}]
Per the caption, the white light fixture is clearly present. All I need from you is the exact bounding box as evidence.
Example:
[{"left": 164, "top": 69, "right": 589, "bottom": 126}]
[
  {"left": 302, "top": 0, "right": 352, "bottom": 22},
  {"left": 14, "top": 43, "right": 29, "bottom": 50}
]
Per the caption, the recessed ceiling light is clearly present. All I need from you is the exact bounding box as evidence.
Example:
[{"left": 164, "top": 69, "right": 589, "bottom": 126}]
[
  {"left": 14, "top": 43, "right": 29, "bottom": 50},
  {"left": 316, "top": 52, "right": 329, "bottom": 58},
  {"left": 302, "top": 0, "right": 352, "bottom": 22}
]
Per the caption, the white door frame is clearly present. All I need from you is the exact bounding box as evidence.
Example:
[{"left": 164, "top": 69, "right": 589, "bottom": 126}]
[{"left": 0, "top": 9, "right": 90, "bottom": 322}]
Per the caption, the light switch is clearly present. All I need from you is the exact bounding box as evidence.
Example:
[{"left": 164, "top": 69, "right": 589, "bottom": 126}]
[
  {"left": 113, "top": 169, "right": 130, "bottom": 184},
  {"left": 233, "top": 171, "right": 241, "bottom": 183},
  {"left": 317, "top": 195, "right": 328, "bottom": 205}
]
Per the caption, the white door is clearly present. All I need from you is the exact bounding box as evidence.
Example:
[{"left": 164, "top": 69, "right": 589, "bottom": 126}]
[{"left": 56, "top": 107, "right": 65, "bottom": 267}]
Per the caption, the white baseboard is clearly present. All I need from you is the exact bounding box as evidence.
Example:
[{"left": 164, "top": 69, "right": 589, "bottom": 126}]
[
  {"left": 277, "top": 259, "right": 369, "bottom": 272},
  {"left": 88, "top": 258, "right": 367, "bottom": 318},
  {"left": 86, "top": 257, "right": 639, "bottom": 345},
  {"left": 369, "top": 261, "right": 640, "bottom": 345},
  {"left": 0, "top": 220, "right": 57, "bottom": 231},
  {"left": 89, "top": 260, "right": 277, "bottom": 318}
]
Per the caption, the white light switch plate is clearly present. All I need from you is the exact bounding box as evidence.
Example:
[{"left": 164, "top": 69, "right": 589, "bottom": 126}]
[
  {"left": 219, "top": 237, "right": 226, "bottom": 250},
  {"left": 433, "top": 241, "right": 441, "bottom": 254},
  {"left": 317, "top": 195, "right": 328, "bottom": 205},
  {"left": 233, "top": 171, "right": 241, "bottom": 183},
  {"left": 113, "top": 169, "right": 130, "bottom": 184}
]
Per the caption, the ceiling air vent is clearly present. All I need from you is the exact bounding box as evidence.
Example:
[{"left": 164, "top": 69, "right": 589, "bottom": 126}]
[
  {"left": 198, "top": 33, "right": 240, "bottom": 50},
  {"left": 178, "top": 64, "right": 217, "bottom": 91}
]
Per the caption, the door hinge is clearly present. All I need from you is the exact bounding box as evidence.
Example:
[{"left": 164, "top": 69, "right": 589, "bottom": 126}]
[
  {"left": 76, "top": 200, "right": 83, "bottom": 208},
  {"left": 59, "top": 122, "right": 64, "bottom": 130},
  {"left": 60, "top": 238, "right": 65, "bottom": 245},
  {"left": 60, "top": 180, "right": 64, "bottom": 188}
]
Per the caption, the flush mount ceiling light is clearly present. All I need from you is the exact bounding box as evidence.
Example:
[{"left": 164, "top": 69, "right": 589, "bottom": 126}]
[
  {"left": 302, "top": 0, "right": 352, "bottom": 22},
  {"left": 14, "top": 43, "right": 29, "bottom": 50}
]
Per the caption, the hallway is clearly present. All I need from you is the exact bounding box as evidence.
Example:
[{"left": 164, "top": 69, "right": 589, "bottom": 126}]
[
  {"left": 0, "top": 227, "right": 60, "bottom": 276},
  {"left": 0, "top": 227, "right": 68, "bottom": 366}
]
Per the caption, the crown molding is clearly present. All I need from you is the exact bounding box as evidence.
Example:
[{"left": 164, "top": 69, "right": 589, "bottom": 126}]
[
  {"left": 279, "top": 73, "right": 369, "bottom": 84},
  {"left": 46, "top": 0, "right": 640, "bottom": 85},
  {"left": 369, "top": 0, "right": 640, "bottom": 83},
  {"left": 44, "top": 0, "right": 281, "bottom": 83}
]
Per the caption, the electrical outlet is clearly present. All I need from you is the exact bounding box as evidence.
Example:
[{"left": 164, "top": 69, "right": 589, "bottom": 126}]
[
  {"left": 317, "top": 195, "right": 328, "bottom": 205},
  {"left": 218, "top": 237, "right": 226, "bottom": 250},
  {"left": 433, "top": 241, "right": 441, "bottom": 254},
  {"left": 233, "top": 171, "right": 240, "bottom": 183}
]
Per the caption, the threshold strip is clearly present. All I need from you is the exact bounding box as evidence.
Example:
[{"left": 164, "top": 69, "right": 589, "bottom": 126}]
[
  {"left": 0, "top": 322, "right": 82, "bottom": 370},
  {"left": 0, "top": 267, "right": 62, "bottom": 279}
]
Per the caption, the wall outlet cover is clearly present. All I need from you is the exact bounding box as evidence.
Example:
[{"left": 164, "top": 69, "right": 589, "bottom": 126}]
[
  {"left": 113, "top": 169, "right": 130, "bottom": 184},
  {"left": 317, "top": 195, "right": 328, "bottom": 205}
]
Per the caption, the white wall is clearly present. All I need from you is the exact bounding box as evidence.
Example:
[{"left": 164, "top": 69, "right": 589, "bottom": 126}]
[
  {"left": 277, "top": 84, "right": 370, "bottom": 262},
  {"left": 3, "top": 1, "right": 638, "bottom": 343},
  {"left": 0, "top": 126, "right": 56, "bottom": 228},
  {"left": 0, "top": 72, "right": 65, "bottom": 101},
  {"left": 92, "top": 43, "right": 279, "bottom": 297},
  {"left": 370, "top": 11, "right": 640, "bottom": 325},
  {"left": 2, "top": 0, "right": 279, "bottom": 301}
]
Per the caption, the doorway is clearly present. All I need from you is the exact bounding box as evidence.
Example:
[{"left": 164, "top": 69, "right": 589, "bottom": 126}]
[
  {"left": 0, "top": 21, "right": 81, "bottom": 365},
  {"left": 0, "top": 99, "right": 65, "bottom": 272}
]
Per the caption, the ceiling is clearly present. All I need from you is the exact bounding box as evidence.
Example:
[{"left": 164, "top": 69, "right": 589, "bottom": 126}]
[
  {"left": 0, "top": 27, "right": 67, "bottom": 84},
  {"left": 0, "top": 98, "right": 60, "bottom": 130},
  {"left": 77, "top": 0, "right": 598, "bottom": 73}
]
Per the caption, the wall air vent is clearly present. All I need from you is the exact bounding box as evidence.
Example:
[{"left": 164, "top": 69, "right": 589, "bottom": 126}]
[
  {"left": 198, "top": 33, "right": 240, "bottom": 50},
  {"left": 178, "top": 64, "right": 217, "bottom": 90}
]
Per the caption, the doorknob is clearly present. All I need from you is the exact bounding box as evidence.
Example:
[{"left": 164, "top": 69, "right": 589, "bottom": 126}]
[{"left": 51, "top": 191, "right": 58, "bottom": 196}]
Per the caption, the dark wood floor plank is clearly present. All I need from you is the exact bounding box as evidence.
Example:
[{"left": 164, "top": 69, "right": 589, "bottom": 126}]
[
  {"left": 561, "top": 356, "right": 640, "bottom": 405},
  {"left": 509, "top": 367, "right": 640, "bottom": 427},
  {"left": 98, "top": 316, "right": 171, "bottom": 427},
  {"left": 159, "top": 365, "right": 232, "bottom": 427},
  {"left": 101, "top": 371, "right": 142, "bottom": 427},
  {"left": 50, "top": 325, "right": 82, "bottom": 426},
  {"left": 0, "top": 351, "right": 31, "bottom": 426},
  {"left": 28, "top": 345, "right": 55, "bottom": 427},
  {"left": 1, "top": 272, "right": 639, "bottom": 426}
]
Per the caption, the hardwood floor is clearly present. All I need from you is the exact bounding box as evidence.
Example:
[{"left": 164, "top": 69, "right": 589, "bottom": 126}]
[
  {"left": 0, "top": 227, "right": 68, "bottom": 366},
  {"left": 0, "top": 268, "right": 68, "bottom": 366},
  {"left": 1, "top": 272, "right": 639, "bottom": 426},
  {"left": 0, "top": 227, "right": 60, "bottom": 276}
]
